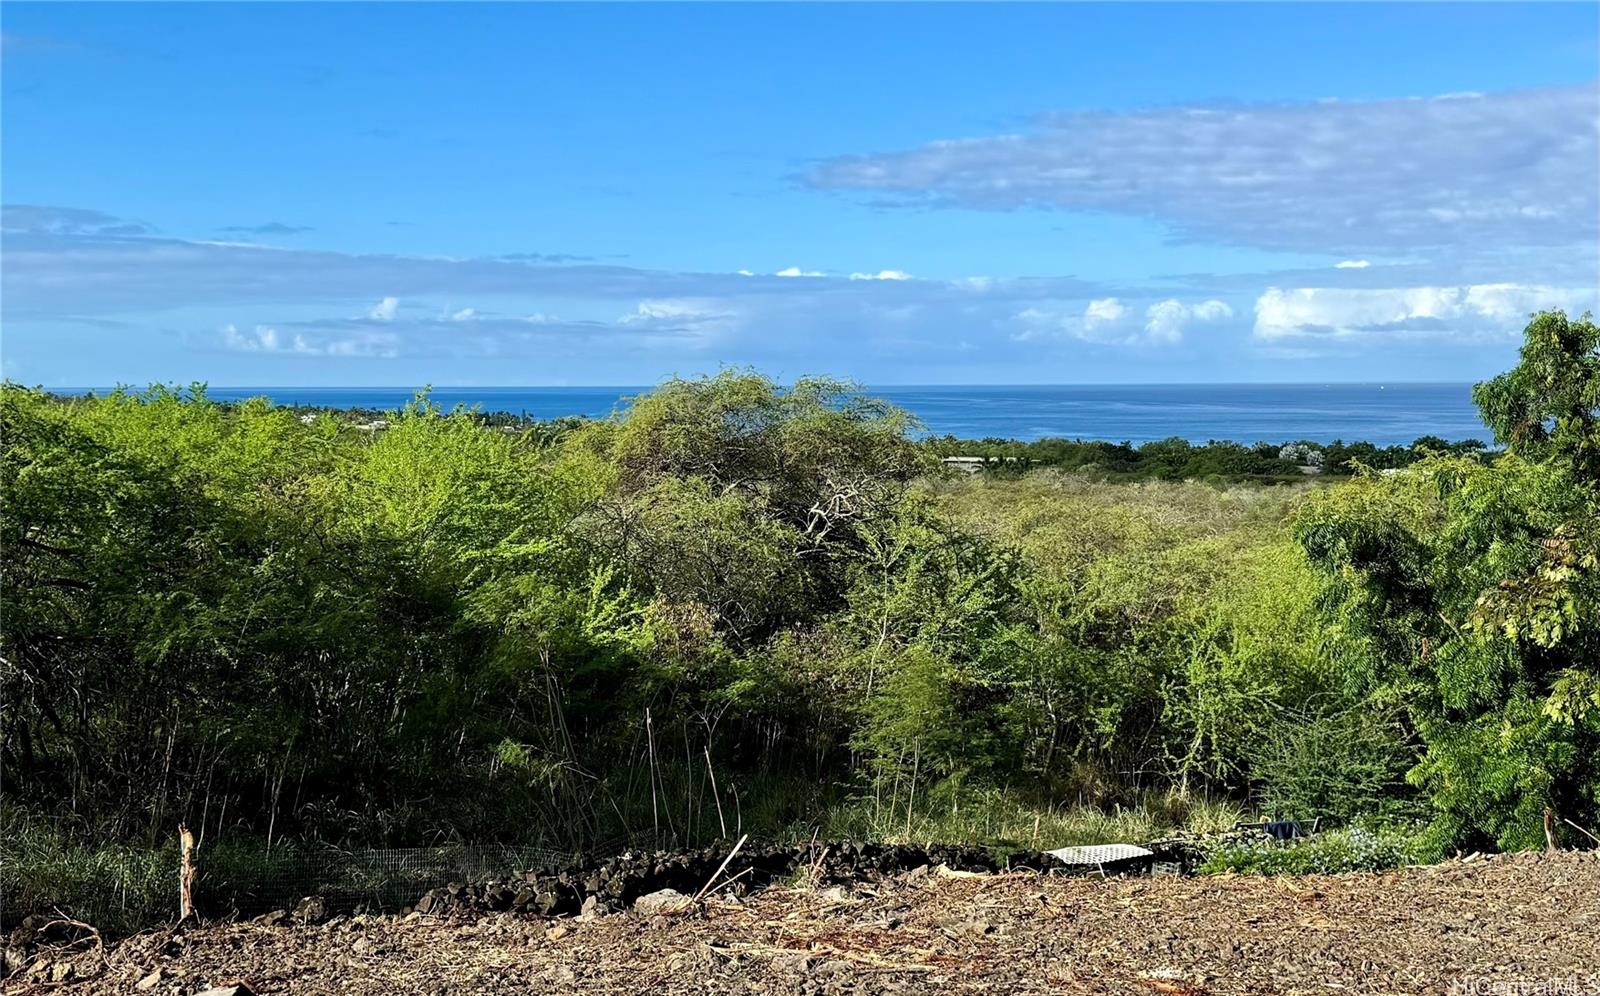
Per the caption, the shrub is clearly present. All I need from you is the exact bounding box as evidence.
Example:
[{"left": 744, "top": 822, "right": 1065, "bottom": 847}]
[
  {"left": 1197, "top": 820, "right": 1442, "bottom": 876},
  {"left": 1247, "top": 703, "right": 1418, "bottom": 823}
]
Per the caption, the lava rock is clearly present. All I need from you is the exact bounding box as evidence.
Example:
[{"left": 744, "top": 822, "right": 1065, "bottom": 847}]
[
  {"left": 633, "top": 888, "right": 690, "bottom": 915},
  {"left": 292, "top": 896, "right": 330, "bottom": 924}
]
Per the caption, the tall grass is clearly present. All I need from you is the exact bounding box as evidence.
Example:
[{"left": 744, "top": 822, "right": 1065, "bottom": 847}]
[
  {"left": 2, "top": 815, "right": 175, "bottom": 934},
  {"left": 1, "top": 814, "right": 567, "bottom": 935},
  {"left": 3, "top": 783, "right": 1248, "bottom": 934},
  {"left": 583, "top": 766, "right": 1247, "bottom": 853},
  {"left": 809, "top": 785, "right": 1246, "bottom": 852}
]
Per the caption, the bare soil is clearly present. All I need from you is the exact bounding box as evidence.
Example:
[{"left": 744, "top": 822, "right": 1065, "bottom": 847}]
[{"left": 7, "top": 851, "right": 1597, "bottom": 996}]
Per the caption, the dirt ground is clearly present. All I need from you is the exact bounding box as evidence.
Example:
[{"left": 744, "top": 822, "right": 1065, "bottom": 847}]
[{"left": 7, "top": 851, "right": 1597, "bottom": 996}]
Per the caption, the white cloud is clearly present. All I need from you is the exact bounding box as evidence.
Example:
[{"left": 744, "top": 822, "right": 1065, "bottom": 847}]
[
  {"left": 1335, "top": 260, "right": 1371, "bottom": 269},
  {"left": 775, "top": 266, "right": 825, "bottom": 278},
  {"left": 222, "top": 323, "right": 281, "bottom": 352},
  {"left": 849, "top": 269, "right": 912, "bottom": 281},
  {"left": 1015, "top": 295, "right": 1232, "bottom": 347},
  {"left": 619, "top": 298, "right": 736, "bottom": 340},
  {"left": 624, "top": 299, "right": 713, "bottom": 322},
  {"left": 1143, "top": 298, "right": 1233, "bottom": 343},
  {"left": 21, "top": 200, "right": 1589, "bottom": 375},
  {"left": 320, "top": 334, "right": 400, "bottom": 358},
  {"left": 220, "top": 321, "right": 394, "bottom": 357},
  {"left": 1252, "top": 283, "right": 1596, "bottom": 339},
  {"left": 807, "top": 84, "right": 1599, "bottom": 257},
  {"left": 1083, "top": 297, "right": 1129, "bottom": 330},
  {"left": 0, "top": 214, "right": 1106, "bottom": 321}
]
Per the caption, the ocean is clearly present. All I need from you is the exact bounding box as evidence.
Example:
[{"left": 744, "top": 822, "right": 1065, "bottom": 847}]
[{"left": 76, "top": 383, "right": 1490, "bottom": 446}]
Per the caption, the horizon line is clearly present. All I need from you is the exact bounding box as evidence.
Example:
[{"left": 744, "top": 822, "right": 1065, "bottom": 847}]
[{"left": 42, "top": 380, "right": 1483, "bottom": 391}]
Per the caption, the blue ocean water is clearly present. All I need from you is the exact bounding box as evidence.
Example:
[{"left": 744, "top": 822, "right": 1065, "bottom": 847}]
[{"left": 77, "top": 383, "right": 1490, "bottom": 446}]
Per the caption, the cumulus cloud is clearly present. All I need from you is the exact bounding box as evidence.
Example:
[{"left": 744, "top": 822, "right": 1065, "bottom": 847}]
[
  {"left": 1335, "top": 260, "right": 1371, "bottom": 269},
  {"left": 14, "top": 201, "right": 1582, "bottom": 374},
  {"left": 1143, "top": 299, "right": 1233, "bottom": 343},
  {"left": 618, "top": 298, "right": 739, "bottom": 342},
  {"left": 1142, "top": 301, "right": 1188, "bottom": 343},
  {"left": 849, "top": 270, "right": 912, "bottom": 281},
  {"left": 1015, "top": 295, "right": 1234, "bottom": 347},
  {"left": 806, "top": 84, "right": 1599, "bottom": 256},
  {"left": 227, "top": 311, "right": 612, "bottom": 360},
  {"left": 220, "top": 321, "right": 397, "bottom": 358},
  {"left": 775, "top": 266, "right": 825, "bottom": 278},
  {"left": 1252, "top": 283, "right": 1597, "bottom": 340},
  {"left": 222, "top": 324, "right": 285, "bottom": 352},
  {"left": 1083, "top": 297, "right": 1129, "bottom": 332}
]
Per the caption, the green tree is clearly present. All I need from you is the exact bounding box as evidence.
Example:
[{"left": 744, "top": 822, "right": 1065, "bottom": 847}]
[
  {"left": 1297, "top": 311, "right": 1600, "bottom": 850},
  {"left": 1473, "top": 310, "right": 1600, "bottom": 480}
]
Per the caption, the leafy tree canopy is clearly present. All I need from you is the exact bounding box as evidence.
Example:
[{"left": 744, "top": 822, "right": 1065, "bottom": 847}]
[{"left": 1298, "top": 311, "right": 1599, "bottom": 850}]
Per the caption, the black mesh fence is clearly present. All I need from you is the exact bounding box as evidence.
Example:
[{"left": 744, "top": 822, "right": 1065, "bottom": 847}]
[{"left": 4, "top": 831, "right": 635, "bottom": 933}]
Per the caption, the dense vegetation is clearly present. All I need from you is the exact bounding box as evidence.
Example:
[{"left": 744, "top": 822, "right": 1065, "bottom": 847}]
[
  {"left": 2, "top": 312, "right": 1596, "bottom": 920},
  {"left": 927, "top": 434, "right": 1487, "bottom": 481}
]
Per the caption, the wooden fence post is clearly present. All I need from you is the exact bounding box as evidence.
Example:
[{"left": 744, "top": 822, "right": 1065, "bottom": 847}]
[{"left": 179, "top": 823, "right": 197, "bottom": 920}]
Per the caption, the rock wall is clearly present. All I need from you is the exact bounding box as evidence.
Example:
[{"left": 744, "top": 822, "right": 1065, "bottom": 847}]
[{"left": 407, "top": 840, "right": 1122, "bottom": 918}]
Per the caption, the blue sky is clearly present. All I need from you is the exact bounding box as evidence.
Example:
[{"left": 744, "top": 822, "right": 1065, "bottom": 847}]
[{"left": 3, "top": 2, "right": 1597, "bottom": 386}]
